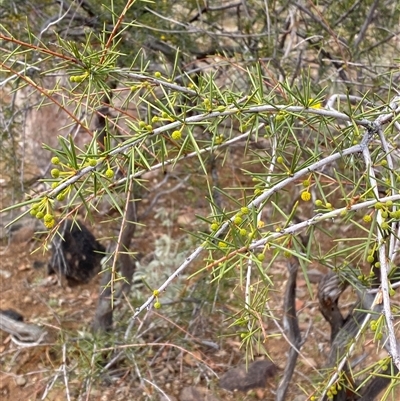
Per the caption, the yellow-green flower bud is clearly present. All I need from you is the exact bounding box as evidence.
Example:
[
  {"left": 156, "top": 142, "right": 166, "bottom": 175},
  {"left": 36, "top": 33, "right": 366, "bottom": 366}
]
[
  {"left": 363, "top": 215, "right": 372, "bottom": 223},
  {"left": 44, "top": 219, "right": 55, "bottom": 229},
  {"left": 105, "top": 169, "right": 114, "bottom": 179},
  {"left": 36, "top": 211, "right": 44, "bottom": 219},
  {"left": 301, "top": 191, "right": 311, "bottom": 202},
  {"left": 275, "top": 111, "right": 287, "bottom": 122},
  {"left": 233, "top": 216, "right": 243, "bottom": 225},
  {"left": 210, "top": 223, "right": 219, "bottom": 231},
  {"left": 43, "top": 213, "right": 53, "bottom": 223},
  {"left": 215, "top": 135, "right": 224, "bottom": 144},
  {"left": 257, "top": 254, "right": 265, "bottom": 262},
  {"left": 171, "top": 130, "right": 182, "bottom": 140},
  {"left": 381, "top": 222, "right": 390, "bottom": 230},
  {"left": 51, "top": 168, "right": 60, "bottom": 178}
]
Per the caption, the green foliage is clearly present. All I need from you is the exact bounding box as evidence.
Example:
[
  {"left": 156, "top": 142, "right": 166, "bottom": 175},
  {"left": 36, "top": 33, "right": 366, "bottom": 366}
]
[{"left": 1, "top": 0, "right": 400, "bottom": 399}]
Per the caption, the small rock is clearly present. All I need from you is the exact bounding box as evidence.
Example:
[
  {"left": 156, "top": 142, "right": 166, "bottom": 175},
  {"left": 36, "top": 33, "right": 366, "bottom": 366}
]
[
  {"left": 157, "top": 367, "right": 170, "bottom": 377},
  {"left": 7, "top": 219, "right": 41, "bottom": 245},
  {"left": 18, "top": 263, "right": 31, "bottom": 271},
  {"left": 159, "top": 395, "right": 178, "bottom": 401},
  {"left": 303, "top": 269, "right": 323, "bottom": 284},
  {"left": 219, "top": 360, "right": 277, "bottom": 392},
  {"left": 15, "top": 376, "right": 27, "bottom": 386},
  {"left": 293, "top": 395, "right": 307, "bottom": 401},
  {"left": 301, "top": 357, "right": 318, "bottom": 370},
  {"left": 90, "top": 389, "right": 101, "bottom": 397},
  {"left": 0, "top": 269, "right": 11, "bottom": 279},
  {"left": 33, "top": 260, "right": 45, "bottom": 269},
  {"left": 10, "top": 226, "right": 35, "bottom": 245},
  {"left": 179, "top": 386, "right": 219, "bottom": 401},
  {"left": 176, "top": 213, "right": 194, "bottom": 227},
  {"left": 295, "top": 299, "right": 305, "bottom": 310}
]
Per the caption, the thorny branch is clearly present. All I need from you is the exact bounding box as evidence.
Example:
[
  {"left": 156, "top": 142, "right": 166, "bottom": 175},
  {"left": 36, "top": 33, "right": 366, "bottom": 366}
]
[
  {"left": 362, "top": 130, "right": 400, "bottom": 370},
  {"left": 2, "top": 1, "right": 400, "bottom": 399},
  {"left": 125, "top": 101, "right": 400, "bottom": 337},
  {"left": 92, "top": 175, "right": 138, "bottom": 332},
  {"left": 2, "top": 103, "right": 383, "bottom": 211},
  {"left": 245, "top": 134, "right": 277, "bottom": 331}
]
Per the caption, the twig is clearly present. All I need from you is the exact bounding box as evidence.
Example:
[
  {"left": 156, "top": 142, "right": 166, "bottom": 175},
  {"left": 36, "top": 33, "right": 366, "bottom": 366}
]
[
  {"left": 142, "top": 378, "right": 171, "bottom": 401},
  {"left": 140, "top": 175, "right": 190, "bottom": 219},
  {"left": 92, "top": 177, "right": 137, "bottom": 332},
  {"left": 362, "top": 133, "right": 400, "bottom": 370},
  {"left": 354, "top": 0, "right": 379, "bottom": 50},
  {"left": 83, "top": 343, "right": 97, "bottom": 401},
  {"left": 39, "top": 2, "right": 72, "bottom": 36},
  {"left": 41, "top": 370, "right": 60, "bottom": 400},
  {"left": 0, "top": 312, "right": 46, "bottom": 344},
  {"left": 62, "top": 343, "right": 71, "bottom": 401},
  {"left": 276, "top": 256, "right": 302, "bottom": 401},
  {"left": 267, "top": 301, "right": 323, "bottom": 376},
  {"left": 245, "top": 132, "right": 277, "bottom": 330}
]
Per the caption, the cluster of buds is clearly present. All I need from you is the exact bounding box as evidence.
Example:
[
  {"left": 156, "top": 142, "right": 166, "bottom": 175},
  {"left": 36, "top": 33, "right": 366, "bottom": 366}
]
[
  {"left": 153, "top": 289, "right": 161, "bottom": 309},
  {"left": 30, "top": 198, "right": 55, "bottom": 229}
]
